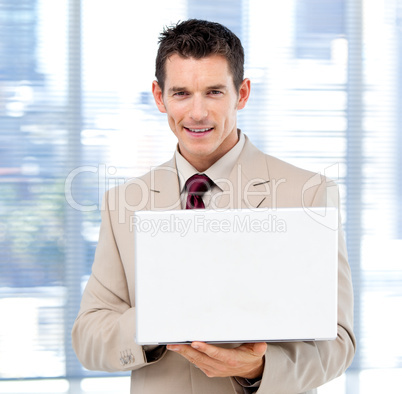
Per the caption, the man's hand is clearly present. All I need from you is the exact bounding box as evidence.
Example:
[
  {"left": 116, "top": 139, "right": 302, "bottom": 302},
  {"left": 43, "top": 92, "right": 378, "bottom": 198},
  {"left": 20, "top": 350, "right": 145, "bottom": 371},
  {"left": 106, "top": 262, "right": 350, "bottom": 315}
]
[{"left": 167, "top": 342, "right": 267, "bottom": 379}]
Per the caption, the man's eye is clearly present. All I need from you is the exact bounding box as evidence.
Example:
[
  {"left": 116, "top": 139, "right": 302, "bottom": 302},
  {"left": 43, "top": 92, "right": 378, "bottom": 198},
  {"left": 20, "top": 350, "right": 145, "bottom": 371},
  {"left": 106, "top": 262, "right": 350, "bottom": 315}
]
[
  {"left": 174, "top": 92, "right": 187, "bottom": 96},
  {"left": 210, "top": 90, "right": 223, "bottom": 95}
]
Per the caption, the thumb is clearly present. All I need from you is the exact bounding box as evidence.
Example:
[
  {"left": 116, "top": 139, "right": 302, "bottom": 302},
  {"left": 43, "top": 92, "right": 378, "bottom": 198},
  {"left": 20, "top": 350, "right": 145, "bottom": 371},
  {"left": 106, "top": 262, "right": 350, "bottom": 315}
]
[{"left": 252, "top": 342, "right": 268, "bottom": 356}]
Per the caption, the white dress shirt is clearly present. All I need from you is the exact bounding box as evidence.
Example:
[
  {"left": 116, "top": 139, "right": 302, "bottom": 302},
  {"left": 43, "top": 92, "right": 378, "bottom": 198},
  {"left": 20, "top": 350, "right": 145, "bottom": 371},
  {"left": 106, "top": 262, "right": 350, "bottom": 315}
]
[{"left": 175, "top": 130, "right": 245, "bottom": 209}]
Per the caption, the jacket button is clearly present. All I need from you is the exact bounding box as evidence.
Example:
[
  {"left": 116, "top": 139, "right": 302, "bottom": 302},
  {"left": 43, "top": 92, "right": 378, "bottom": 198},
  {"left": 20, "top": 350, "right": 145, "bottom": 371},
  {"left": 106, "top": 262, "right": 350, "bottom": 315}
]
[{"left": 120, "top": 350, "right": 134, "bottom": 365}]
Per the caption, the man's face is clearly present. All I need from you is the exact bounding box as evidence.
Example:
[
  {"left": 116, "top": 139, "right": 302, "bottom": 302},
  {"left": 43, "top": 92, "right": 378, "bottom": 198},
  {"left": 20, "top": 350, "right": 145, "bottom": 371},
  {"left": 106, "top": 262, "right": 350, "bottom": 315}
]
[{"left": 152, "top": 54, "right": 250, "bottom": 171}]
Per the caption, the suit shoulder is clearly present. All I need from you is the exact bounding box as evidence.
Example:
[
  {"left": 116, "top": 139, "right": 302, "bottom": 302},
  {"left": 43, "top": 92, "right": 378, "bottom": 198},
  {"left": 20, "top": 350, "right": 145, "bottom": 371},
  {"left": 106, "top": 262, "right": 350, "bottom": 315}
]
[
  {"left": 264, "top": 154, "right": 338, "bottom": 189},
  {"left": 262, "top": 153, "right": 337, "bottom": 207},
  {"left": 109, "top": 158, "right": 175, "bottom": 193},
  {"left": 263, "top": 154, "right": 317, "bottom": 183},
  {"left": 243, "top": 135, "right": 318, "bottom": 184},
  {"left": 102, "top": 158, "right": 176, "bottom": 210}
]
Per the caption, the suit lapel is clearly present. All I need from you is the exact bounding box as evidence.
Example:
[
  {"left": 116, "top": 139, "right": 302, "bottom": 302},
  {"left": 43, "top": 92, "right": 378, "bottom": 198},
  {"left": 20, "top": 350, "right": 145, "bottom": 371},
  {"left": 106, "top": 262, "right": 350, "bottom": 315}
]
[
  {"left": 148, "top": 135, "right": 272, "bottom": 210},
  {"left": 148, "top": 157, "right": 182, "bottom": 210},
  {"left": 215, "top": 135, "right": 272, "bottom": 209}
]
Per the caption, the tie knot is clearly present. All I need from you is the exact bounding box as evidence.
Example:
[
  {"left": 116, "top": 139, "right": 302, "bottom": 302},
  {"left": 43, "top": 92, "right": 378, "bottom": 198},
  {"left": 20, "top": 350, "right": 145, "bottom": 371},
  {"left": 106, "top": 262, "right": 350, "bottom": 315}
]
[
  {"left": 185, "top": 174, "right": 212, "bottom": 209},
  {"left": 186, "top": 174, "right": 212, "bottom": 196}
]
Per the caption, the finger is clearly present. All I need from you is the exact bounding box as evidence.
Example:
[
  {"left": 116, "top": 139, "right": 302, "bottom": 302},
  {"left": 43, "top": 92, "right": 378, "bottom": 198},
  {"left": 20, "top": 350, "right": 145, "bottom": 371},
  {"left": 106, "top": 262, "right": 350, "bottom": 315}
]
[
  {"left": 253, "top": 342, "right": 268, "bottom": 355},
  {"left": 167, "top": 344, "right": 209, "bottom": 366},
  {"left": 190, "top": 342, "right": 223, "bottom": 360},
  {"left": 167, "top": 344, "right": 193, "bottom": 355},
  {"left": 191, "top": 342, "right": 267, "bottom": 362},
  {"left": 237, "top": 342, "right": 267, "bottom": 357},
  {"left": 190, "top": 342, "right": 247, "bottom": 370}
]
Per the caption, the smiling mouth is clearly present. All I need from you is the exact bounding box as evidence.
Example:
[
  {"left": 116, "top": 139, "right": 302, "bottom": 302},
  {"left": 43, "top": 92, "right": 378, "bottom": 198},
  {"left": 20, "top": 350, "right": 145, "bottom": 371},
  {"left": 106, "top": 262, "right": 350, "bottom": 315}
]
[{"left": 185, "top": 127, "right": 214, "bottom": 133}]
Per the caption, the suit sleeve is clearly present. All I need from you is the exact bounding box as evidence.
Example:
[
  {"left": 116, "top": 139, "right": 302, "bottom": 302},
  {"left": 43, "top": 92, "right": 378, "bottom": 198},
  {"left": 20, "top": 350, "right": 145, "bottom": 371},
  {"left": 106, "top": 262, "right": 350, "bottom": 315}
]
[
  {"left": 71, "top": 190, "right": 166, "bottom": 372},
  {"left": 257, "top": 179, "right": 356, "bottom": 393}
]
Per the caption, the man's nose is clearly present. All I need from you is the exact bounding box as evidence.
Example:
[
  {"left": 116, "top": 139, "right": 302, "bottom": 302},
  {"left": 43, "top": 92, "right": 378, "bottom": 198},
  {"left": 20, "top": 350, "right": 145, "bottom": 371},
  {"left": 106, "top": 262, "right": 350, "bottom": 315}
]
[{"left": 189, "top": 96, "right": 208, "bottom": 121}]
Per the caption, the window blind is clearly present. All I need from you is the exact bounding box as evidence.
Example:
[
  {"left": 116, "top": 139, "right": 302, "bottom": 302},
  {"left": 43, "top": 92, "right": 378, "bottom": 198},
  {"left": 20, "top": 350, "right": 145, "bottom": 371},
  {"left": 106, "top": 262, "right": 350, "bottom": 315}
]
[{"left": 0, "top": 0, "right": 401, "bottom": 392}]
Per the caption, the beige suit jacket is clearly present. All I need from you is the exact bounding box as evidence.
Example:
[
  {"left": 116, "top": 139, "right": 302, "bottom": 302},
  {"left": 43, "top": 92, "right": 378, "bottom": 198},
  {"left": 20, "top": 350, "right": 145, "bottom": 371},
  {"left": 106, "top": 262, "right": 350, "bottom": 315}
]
[{"left": 72, "top": 135, "right": 356, "bottom": 394}]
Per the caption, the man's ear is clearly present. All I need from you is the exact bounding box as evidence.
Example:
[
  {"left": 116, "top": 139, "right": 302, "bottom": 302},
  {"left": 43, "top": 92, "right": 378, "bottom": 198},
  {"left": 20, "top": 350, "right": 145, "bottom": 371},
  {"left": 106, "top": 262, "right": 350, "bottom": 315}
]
[
  {"left": 152, "top": 80, "right": 167, "bottom": 113},
  {"left": 236, "top": 78, "right": 251, "bottom": 110}
]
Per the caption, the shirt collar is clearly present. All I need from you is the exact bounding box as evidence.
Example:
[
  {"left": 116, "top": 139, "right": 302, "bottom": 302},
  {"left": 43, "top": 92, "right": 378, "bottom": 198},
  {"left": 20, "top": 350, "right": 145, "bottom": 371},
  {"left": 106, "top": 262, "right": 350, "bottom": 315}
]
[{"left": 175, "top": 129, "right": 246, "bottom": 193}]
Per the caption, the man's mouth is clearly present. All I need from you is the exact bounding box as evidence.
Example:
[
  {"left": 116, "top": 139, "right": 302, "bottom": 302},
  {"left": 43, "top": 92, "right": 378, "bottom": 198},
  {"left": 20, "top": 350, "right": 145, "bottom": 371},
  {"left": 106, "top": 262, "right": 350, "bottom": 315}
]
[{"left": 184, "top": 127, "right": 214, "bottom": 133}]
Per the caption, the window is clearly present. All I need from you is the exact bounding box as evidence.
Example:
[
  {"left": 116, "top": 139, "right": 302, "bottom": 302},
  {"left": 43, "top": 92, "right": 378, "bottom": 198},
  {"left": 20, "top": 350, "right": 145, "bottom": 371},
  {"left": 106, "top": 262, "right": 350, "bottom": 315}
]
[{"left": 0, "top": 0, "right": 401, "bottom": 392}]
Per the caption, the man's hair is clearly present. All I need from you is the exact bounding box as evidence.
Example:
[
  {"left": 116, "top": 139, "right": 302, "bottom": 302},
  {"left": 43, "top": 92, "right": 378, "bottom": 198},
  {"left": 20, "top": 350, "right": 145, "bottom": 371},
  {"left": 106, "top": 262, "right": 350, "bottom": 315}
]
[{"left": 155, "top": 19, "right": 244, "bottom": 93}]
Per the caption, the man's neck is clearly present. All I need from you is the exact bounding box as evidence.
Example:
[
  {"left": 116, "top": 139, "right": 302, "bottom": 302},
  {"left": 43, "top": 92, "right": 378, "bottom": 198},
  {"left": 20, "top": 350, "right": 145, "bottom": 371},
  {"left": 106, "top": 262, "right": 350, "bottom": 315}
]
[{"left": 179, "top": 130, "right": 240, "bottom": 172}]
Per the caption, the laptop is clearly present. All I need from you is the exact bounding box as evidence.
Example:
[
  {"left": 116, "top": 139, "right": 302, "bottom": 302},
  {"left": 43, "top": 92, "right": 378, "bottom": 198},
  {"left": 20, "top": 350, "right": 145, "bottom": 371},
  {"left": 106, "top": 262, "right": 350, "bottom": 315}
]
[{"left": 134, "top": 207, "right": 338, "bottom": 345}]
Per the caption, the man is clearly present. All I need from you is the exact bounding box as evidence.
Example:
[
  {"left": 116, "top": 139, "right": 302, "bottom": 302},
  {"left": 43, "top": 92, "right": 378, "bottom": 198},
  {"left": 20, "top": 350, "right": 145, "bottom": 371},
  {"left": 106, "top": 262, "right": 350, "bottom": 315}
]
[{"left": 72, "top": 19, "right": 355, "bottom": 393}]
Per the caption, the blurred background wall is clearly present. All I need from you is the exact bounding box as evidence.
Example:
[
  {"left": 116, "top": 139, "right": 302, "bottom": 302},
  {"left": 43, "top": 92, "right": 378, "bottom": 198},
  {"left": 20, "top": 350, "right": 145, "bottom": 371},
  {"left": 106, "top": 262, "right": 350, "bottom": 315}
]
[{"left": 0, "top": 0, "right": 401, "bottom": 392}]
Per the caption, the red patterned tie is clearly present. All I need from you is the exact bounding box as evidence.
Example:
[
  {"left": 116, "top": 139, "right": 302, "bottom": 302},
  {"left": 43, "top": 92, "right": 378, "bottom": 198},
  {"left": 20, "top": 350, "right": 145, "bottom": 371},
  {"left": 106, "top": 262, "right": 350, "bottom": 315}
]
[{"left": 185, "top": 174, "right": 212, "bottom": 209}]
